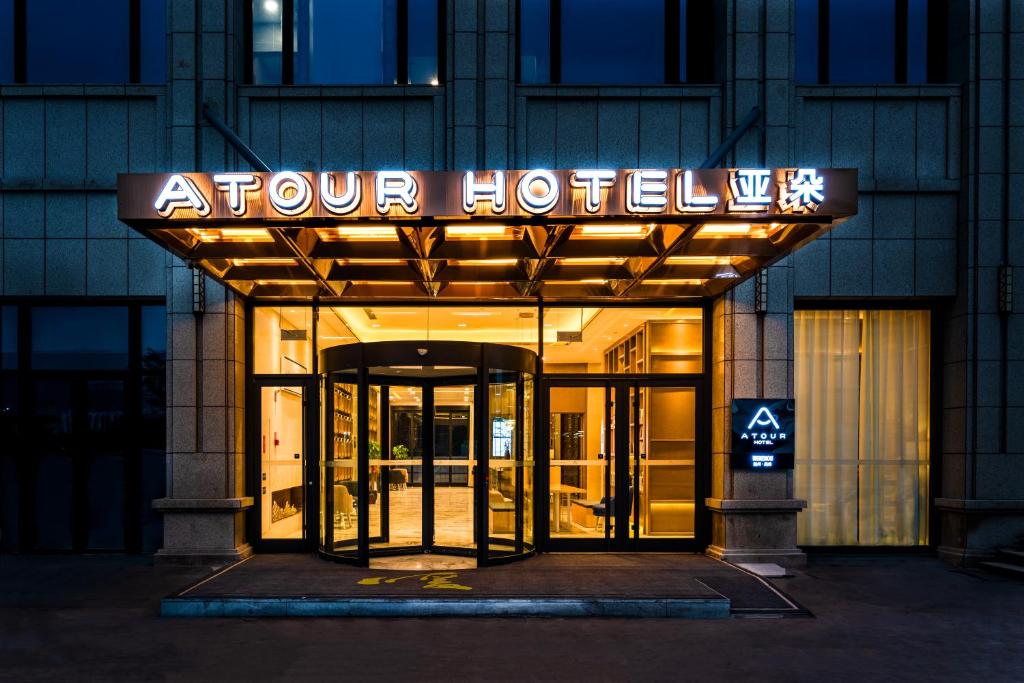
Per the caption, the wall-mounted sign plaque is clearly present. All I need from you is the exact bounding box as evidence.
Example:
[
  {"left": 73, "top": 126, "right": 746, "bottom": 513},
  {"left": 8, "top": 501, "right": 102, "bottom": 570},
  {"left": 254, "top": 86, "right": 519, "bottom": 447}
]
[{"left": 730, "top": 399, "right": 795, "bottom": 470}]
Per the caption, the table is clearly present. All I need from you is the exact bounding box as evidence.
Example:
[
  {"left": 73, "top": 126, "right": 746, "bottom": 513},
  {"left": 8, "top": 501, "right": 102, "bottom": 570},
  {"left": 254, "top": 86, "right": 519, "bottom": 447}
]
[{"left": 549, "top": 483, "right": 587, "bottom": 532}]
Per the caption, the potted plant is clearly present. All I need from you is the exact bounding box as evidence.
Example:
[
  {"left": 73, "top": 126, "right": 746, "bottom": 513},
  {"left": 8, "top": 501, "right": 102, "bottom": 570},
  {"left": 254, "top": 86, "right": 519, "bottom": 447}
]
[{"left": 392, "top": 444, "right": 410, "bottom": 460}]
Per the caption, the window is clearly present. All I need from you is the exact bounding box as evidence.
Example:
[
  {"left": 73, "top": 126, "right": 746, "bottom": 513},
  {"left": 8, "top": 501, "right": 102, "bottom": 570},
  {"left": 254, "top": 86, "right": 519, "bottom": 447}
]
[
  {"left": 519, "top": 0, "right": 716, "bottom": 85},
  {"left": 0, "top": 302, "right": 167, "bottom": 553},
  {"left": 249, "top": 0, "right": 440, "bottom": 85},
  {"left": 794, "top": 310, "right": 932, "bottom": 546},
  {"left": 0, "top": 0, "right": 166, "bottom": 84},
  {"left": 795, "top": 0, "right": 947, "bottom": 84}
]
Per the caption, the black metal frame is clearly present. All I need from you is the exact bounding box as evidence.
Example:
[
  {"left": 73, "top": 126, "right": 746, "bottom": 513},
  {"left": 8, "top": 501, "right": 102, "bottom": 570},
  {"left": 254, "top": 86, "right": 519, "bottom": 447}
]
[
  {"left": 517, "top": 0, "right": 717, "bottom": 85},
  {"left": 793, "top": 297, "right": 945, "bottom": 550},
  {"left": 0, "top": 297, "right": 165, "bottom": 554},
  {"left": 244, "top": 0, "right": 444, "bottom": 85},
  {"left": 316, "top": 340, "right": 537, "bottom": 566},
  {"left": 6, "top": 0, "right": 153, "bottom": 84}
]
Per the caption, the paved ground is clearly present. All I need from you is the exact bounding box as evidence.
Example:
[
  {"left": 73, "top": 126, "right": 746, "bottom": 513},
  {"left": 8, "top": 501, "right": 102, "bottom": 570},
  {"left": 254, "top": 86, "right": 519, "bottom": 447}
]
[{"left": 2, "top": 552, "right": 1023, "bottom": 681}]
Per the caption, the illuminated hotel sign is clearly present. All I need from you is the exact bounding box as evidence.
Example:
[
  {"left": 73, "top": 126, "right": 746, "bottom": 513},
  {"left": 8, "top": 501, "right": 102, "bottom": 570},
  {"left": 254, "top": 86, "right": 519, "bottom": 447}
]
[
  {"left": 730, "top": 399, "right": 795, "bottom": 470},
  {"left": 119, "top": 168, "right": 856, "bottom": 223}
]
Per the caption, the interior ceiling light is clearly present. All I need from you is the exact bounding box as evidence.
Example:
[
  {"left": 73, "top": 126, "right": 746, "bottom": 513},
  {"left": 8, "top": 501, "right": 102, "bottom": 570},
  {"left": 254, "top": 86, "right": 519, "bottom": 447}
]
[
  {"left": 190, "top": 228, "right": 273, "bottom": 242},
  {"left": 643, "top": 279, "right": 705, "bottom": 286},
  {"left": 695, "top": 223, "right": 754, "bottom": 237},
  {"left": 664, "top": 256, "right": 735, "bottom": 265},
  {"left": 254, "top": 279, "right": 314, "bottom": 285},
  {"left": 316, "top": 226, "right": 397, "bottom": 241},
  {"left": 451, "top": 258, "right": 518, "bottom": 266},
  {"left": 557, "top": 257, "right": 626, "bottom": 265},
  {"left": 444, "top": 224, "right": 510, "bottom": 238},
  {"left": 336, "top": 258, "right": 407, "bottom": 265},
  {"left": 231, "top": 258, "right": 298, "bottom": 266},
  {"left": 578, "top": 224, "right": 647, "bottom": 237}
]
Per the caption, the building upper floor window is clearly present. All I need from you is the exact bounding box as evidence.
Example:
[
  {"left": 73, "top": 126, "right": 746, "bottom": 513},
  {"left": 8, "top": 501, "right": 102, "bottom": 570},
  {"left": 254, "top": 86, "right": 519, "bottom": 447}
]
[
  {"left": 0, "top": 0, "right": 166, "bottom": 84},
  {"left": 796, "top": 0, "right": 948, "bottom": 84},
  {"left": 519, "top": 0, "right": 716, "bottom": 85},
  {"left": 249, "top": 0, "right": 440, "bottom": 85}
]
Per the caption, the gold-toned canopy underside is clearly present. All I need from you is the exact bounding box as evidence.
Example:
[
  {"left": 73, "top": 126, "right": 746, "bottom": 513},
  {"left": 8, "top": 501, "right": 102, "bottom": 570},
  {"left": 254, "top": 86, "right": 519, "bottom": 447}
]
[{"left": 128, "top": 218, "right": 838, "bottom": 301}]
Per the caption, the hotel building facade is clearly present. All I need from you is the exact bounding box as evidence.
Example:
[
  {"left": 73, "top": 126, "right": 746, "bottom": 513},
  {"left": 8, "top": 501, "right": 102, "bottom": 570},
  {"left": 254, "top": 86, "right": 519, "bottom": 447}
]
[{"left": 1, "top": 0, "right": 1022, "bottom": 568}]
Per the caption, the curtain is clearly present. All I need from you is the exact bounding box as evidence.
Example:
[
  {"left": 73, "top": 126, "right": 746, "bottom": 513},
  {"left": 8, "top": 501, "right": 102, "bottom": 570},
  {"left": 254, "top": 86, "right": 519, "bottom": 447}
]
[
  {"left": 794, "top": 310, "right": 931, "bottom": 546},
  {"left": 858, "top": 310, "right": 931, "bottom": 545},
  {"left": 795, "top": 310, "right": 862, "bottom": 545}
]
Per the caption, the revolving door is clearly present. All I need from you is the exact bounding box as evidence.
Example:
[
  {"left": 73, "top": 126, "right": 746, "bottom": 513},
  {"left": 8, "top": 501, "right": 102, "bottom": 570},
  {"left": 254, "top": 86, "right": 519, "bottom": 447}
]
[{"left": 319, "top": 341, "right": 536, "bottom": 567}]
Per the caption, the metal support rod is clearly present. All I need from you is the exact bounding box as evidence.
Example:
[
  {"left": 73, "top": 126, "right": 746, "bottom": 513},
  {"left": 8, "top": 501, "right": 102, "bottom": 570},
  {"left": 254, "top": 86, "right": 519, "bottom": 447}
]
[
  {"left": 700, "top": 106, "right": 761, "bottom": 169},
  {"left": 201, "top": 103, "right": 272, "bottom": 173},
  {"left": 200, "top": 102, "right": 339, "bottom": 295}
]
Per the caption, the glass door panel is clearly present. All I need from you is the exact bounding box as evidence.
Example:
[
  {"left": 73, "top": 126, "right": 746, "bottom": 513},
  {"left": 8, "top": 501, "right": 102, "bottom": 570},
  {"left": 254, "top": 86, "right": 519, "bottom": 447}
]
[
  {"left": 635, "top": 386, "right": 696, "bottom": 539},
  {"left": 547, "top": 384, "right": 611, "bottom": 540},
  {"left": 325, "top": 375, "right": 359, "bottom": 552},
  {"left": 373, "top": 384, "right": 423, "bottom": 549},
  {"left": 433, "top": 384, "right": 474, "bottom": 549},
  {"left": 260, "top": 386, "right": 306, "bottom": 541},
  {"left": 487, "top": 372, "right": 518, "bottom": 556}
]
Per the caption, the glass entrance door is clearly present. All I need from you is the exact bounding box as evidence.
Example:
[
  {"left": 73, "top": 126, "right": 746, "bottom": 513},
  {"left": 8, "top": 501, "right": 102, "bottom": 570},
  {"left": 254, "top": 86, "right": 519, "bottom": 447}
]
[
  {"left": 365, "top": 378, "right": 478, "bottom": 555},
  {"left": 256, "top": 378, "right": 315, "bottom": 549},
  {"left": 544, "top": 379, "right": 701, "bottom": 550}
]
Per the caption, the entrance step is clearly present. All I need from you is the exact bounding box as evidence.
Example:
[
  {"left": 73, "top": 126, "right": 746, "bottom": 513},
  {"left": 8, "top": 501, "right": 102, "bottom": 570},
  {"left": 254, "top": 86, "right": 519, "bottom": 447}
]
[
  {"left": 977, "top": 561, "right": 1024, "bottom": 580},
  {"left": 159, "top": 553, "right": 803, "bottom": 619},
  {"left": 995, "top": 548, "right": 1024, "bottom": 564},
  {"left": 162, "top": 596, "right": 730, "bottom": 618}
]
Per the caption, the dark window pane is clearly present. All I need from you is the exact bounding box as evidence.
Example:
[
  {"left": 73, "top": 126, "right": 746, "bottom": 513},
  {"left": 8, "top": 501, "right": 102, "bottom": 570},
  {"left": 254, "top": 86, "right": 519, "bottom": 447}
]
[
  {"left": 561, "top": 0, "right": 664, "bottom": 84},
  {"left": 140, "top": 0, "right": 167, "bottom": 83},
  {"left": 0, "top": 0, "right": 12, "bottom": 82},
  {"left": 519, "top": 0, "right": 550, "bottom": 83},
  {"left": 795, "top": 0, "right": 819, "bottom": 84},
  {"left": 408, "top": 0, "right": 438, "bottom": 84},
  {"left": 294, "top": 0, "right": 398, "bottom": 84},
  {"left": 35, "top": 454, "right": 72, "bottom": 550},
  {"left": 253, "top": 0, "right": 283, "bottom": 84},
  {"left": 141, "top": 448, "right": 166, "bottom": 552},
  {"left": 907, "top": 0, "right": 928, "bottom": 84},
  {"left": 31, "top": 307, "right": 129, "bottom": 370},
  {"left": 87, "top": 455, "right": 125, "bottom": 550},
  {"left": 1, "top": 306, "right": 16, "bottom": 370},
  {"left": 27, "top": 0, "right": 130, "bottom": 83},
  {"left": 678, "top": 0, "right": 688, "bottom": 81},
  {"left": 84, "top": 380, "right": 126, "bottom": 450},
  {"left": 829, "top": 0, "right": 895, "bottom": 84},
  {"left": 141, "top": 305, "right": 166, "bottom": 359}
]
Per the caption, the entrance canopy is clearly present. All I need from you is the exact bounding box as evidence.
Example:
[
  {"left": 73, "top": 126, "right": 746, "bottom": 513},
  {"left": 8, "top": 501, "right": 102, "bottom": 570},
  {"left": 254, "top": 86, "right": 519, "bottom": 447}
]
[{"left": 117, "top": 168, "right": 856, "bottom": 301}]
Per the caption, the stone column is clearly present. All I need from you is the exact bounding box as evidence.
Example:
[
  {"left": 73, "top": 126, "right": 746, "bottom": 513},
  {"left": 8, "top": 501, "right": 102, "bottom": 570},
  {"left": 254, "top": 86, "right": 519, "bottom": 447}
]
[
  {"left": 154, "top": 267, "right": 251, "bottom": 564},
  {"left": 705, "top": 271, "right": 806, "bottom": 567}
]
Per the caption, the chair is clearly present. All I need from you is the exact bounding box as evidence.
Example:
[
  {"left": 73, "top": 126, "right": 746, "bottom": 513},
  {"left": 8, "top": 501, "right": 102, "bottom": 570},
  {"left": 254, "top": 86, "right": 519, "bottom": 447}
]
[
  {"left": 388, "top": 468, "right": 408, "bottom": 490},
  {"left": 589, "top": 486, "right": 633, "bottom": 532},
  {"left": 333, "top": 484, "right": 355, "bottom": 529}
]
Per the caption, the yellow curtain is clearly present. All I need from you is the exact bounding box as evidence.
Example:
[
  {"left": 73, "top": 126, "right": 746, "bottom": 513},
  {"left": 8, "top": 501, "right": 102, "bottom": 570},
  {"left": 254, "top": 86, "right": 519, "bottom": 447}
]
[
  {"left": 857, "top": 310, "right": 931, "bottom": 545},
  {"left": 794, "top": 310, "right": 930, "bottom": 546},
  {"left": 795, "top": 310, "right": 861, "bottom": 545}
]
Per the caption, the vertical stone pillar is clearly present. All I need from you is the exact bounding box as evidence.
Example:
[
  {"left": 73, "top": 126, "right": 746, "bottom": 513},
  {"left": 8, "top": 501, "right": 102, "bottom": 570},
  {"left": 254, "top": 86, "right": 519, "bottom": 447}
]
[
  {"left": 153, "top": 0, "right": 251, "bottom": 564},
  {"left": 706, "top": 272, "right": 806, "bottom": 567},
  {"left": 154, "top": 268, "right": 251, "bottom": 564}
]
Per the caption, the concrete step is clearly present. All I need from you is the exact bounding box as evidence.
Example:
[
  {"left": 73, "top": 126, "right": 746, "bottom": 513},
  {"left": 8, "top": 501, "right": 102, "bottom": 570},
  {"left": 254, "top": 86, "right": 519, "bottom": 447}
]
[
  {"left": 978, "top": 561, "right": 1024, "bottom": 580},
  {"left": 995, "top": 548, "right": 1024, "bottom": 564},
  {"left": 162, "top": 595, "right": 732, "bottom": 618}
]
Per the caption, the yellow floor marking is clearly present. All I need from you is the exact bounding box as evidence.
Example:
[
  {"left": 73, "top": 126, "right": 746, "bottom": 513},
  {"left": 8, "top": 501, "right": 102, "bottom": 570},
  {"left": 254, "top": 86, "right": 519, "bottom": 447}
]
[{"left": 358, "top": 571, "right": 472, "bottom": 591}]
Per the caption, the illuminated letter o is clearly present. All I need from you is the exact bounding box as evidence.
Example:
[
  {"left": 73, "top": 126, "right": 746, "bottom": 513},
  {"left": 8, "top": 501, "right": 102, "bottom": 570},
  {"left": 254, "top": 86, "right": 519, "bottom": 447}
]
[
  {"left": 516, "top": 169, "right": 559, "bottom": 215},
  {"left": 268, "top": 172, "right": 313, "bottom": 216}
]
